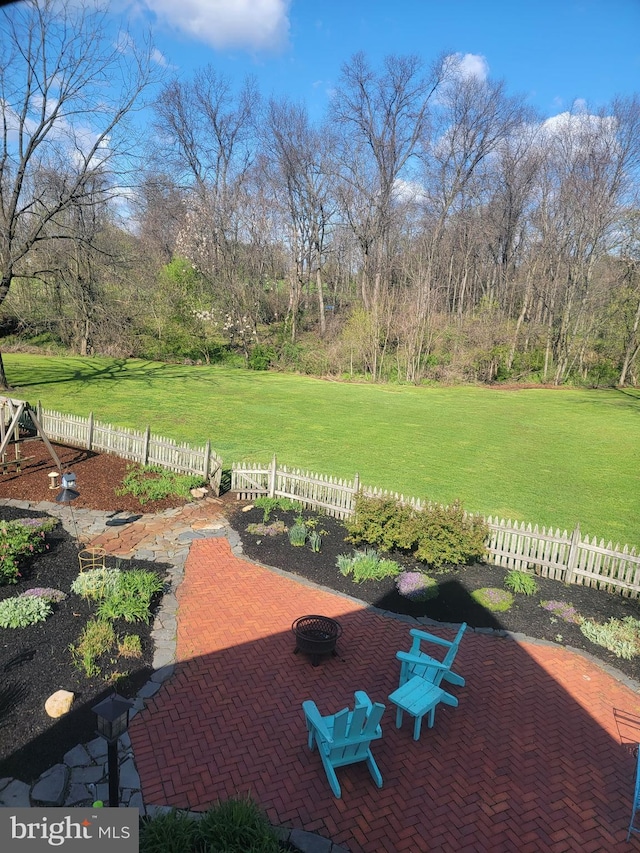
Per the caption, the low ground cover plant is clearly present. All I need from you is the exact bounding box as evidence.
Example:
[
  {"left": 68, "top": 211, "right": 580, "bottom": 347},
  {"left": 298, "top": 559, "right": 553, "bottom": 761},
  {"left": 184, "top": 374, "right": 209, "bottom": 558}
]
[
  {"left": 0, "top": 594, "right": 53, "bottom": 627},
  {"left": 139, "top": 796, "right": 282, "bottom": 853},
  {"left": 395, "top": 571, "right": 439, "bottom": 601},
  {"left": 246, "top": 520, "right": 288, "bottom": 536},
  {"left": 116, "top": 464, "right": 205, "bottom": 505},
  {"left": 580, "top": 616, "right": 640, "bottom": 659},
  {"left": 540, "top": 600, "right": 582, "bottom": 624},
  {"left": 471, "top": 587, "right": 514, "bottom": 612},
  {"left": 346, "top": 495, "right": 488, "bottom": 569},
  {"left": 0, "top": 517, "right": 57, "bottom": 584}
]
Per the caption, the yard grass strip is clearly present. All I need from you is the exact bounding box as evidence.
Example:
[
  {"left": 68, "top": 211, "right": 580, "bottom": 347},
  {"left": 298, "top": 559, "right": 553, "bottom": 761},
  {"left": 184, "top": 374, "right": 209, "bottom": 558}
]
[{"left": 4, "top": 353, "right": 640, "bottom": 547}]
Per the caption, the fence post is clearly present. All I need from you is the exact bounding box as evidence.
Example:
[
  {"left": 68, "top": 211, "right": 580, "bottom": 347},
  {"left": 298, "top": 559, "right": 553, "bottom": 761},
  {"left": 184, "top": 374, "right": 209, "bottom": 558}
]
[
  {"left": 269, "top": 454, "right": 277, "bottom": 497},
  {"left": 87, "top": 411, "right": 94, "bottom": 451},
  {"left": 203, "top": 440, "right": 211, "bottom": 480},
  {"left": 142, "top": 425, "right": 151, "bottom": 465},
  {"left": 351, "top": 473, "right": 360, "bottom": 514},
  {"left": 565, "top": 524, "right": 581, "bottom": 585}
]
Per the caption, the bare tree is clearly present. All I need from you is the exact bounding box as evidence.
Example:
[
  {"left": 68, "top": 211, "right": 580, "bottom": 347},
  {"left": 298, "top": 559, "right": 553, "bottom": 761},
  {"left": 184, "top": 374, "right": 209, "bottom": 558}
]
[
  {"left": 265, "top": 98, "right": 335, "bottom": 340},
  {"left": 0, "top": 0, "right": 158, "bottom": 386}
]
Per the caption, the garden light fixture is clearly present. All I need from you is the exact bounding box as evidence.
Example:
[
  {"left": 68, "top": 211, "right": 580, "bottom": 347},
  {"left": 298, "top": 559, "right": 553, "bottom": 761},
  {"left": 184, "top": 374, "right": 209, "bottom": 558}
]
[{"left": 92, "top": 693, "right": 134, "bottom": 807}]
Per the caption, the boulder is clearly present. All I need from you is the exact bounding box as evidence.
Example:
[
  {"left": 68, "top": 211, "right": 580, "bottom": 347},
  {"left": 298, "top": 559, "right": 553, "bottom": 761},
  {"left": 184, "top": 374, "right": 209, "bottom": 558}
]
[{"left": 45, "top": 689, "right": 74, "bottom": 718}]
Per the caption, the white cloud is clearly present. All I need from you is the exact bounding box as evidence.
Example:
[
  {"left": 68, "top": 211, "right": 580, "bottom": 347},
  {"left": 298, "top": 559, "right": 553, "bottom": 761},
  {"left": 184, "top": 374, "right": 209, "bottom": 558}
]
[
  {"left": 151, "top": 47, "right": 170, "bottom": 67},
  {"left": 445, "top": 52, "right": 489, "bottom": 83},
  {"left": 141, "top": 0, "right": 291, "bottom": 52}
]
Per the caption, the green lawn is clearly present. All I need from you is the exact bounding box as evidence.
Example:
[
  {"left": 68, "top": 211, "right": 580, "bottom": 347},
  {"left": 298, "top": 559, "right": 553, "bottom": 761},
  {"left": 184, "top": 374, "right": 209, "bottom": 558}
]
[{"left": 4, "top": 354, "right": 640, "bottom": 547}]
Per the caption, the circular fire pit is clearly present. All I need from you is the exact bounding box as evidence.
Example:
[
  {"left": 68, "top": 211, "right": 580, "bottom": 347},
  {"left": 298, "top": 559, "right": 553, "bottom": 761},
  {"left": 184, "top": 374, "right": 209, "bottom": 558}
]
[{"left": 292, "top": 615, "right": 342, "bottom": 667}]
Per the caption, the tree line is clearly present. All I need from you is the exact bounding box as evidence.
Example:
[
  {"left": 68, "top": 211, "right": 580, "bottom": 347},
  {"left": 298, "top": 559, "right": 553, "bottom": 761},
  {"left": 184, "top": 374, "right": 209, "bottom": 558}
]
[{"left": 1, "top": 0, "right": 639, "bottom": 388}]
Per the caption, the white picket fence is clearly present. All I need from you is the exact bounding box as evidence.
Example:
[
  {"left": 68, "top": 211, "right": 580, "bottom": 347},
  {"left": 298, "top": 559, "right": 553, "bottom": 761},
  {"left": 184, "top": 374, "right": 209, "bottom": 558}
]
[
  {"left": 36, "top": 403, "right": 223, "bottom": 494},
  {"left": 231, "top": 457, "right": 640, "bottom": 598}
]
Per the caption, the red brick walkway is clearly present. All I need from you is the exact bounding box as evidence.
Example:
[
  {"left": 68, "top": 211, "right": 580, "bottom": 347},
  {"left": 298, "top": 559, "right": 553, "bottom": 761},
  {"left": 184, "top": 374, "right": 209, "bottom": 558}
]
[{"left": 129, "top": 538, "right": 640, "bottom": 852}]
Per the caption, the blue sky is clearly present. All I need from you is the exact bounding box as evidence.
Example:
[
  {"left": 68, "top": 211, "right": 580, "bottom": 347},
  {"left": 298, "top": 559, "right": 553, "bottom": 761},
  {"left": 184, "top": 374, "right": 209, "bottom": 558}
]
[{"left": 123, "top": 0, "right": 640, "bottom": 121}]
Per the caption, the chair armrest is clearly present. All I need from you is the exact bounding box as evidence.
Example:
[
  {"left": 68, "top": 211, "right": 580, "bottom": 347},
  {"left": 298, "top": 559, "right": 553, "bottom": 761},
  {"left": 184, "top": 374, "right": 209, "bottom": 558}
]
[
  {"left": 354, "top": 690, "right": 373, "bottom": 712},
  {"left": 396, "top": 651, "right": 448, "bottom": 669},
  {"left": 302, "top": 700, "right": 334, "bottom": 744},
  {"left": 409, "top": 627, "right": 453, "bottom": 648}
]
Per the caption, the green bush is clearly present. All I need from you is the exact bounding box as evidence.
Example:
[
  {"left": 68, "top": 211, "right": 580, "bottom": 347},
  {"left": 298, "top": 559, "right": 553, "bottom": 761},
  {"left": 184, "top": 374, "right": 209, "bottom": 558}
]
[
  {"left": 253, "top": 496, "right": 302, "bottom": 522},
  {"left": 247, "top": 344, "right": 276, "bottom": 371},
  {"left": 71, "top": 568, "right": 122, "bottom": 601},
  {"left": 288, "top": 517, "right": 307, "bottom": 546},
  {"left": 70, "top": 619, "right": 115, "bottom": 676},
  {"left": 195, "top": 796, "right": 281, "bottom": 852},
  {"left": 346, "top": 496, "right": 414, "bottom": 551},
  {"left": 96, "top": 569, "right": 164, "bottom": 624},
  {"left": 139, "top": 797, "right": 281, "bottom": 853},
  {"left": 0, "top": 595, "right": 52, "bottom": 627},
  {"left": 336, "top": 548, "right": 401, "bottom": 583},
  {"left": 504, "top": 570, "right": 538, "bottom": 596},
  {"left": 346, "top": 495, "right": 488, "bottom": 569},
  {"left": 116, "top": 464, "right": 205, "bottom": 505},
  {"left": 0, "top": 517, "right": 57, "bottom": 585},
  {"left": 471, "top": 587, "right": 514, "bottom": 612},
  {"left": 580, "top": 616, "right": 640, "bottom": 659}
]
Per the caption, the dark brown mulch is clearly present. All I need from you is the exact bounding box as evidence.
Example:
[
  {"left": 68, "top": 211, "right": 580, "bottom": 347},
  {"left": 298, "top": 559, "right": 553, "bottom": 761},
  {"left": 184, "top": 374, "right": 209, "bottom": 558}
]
[
  {"left": 0, "top": 522, "right": 170, "bottom": 786},
  {"left": 232, "top": 505, "right": 640, "bottom": 686},
  {"left": 0, "top": 437, "right": 193, "bottom": 514}
]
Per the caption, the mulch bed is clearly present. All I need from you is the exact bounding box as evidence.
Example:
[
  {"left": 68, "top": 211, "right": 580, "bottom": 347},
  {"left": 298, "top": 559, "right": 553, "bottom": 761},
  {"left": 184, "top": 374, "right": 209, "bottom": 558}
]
[
  {"left": 0, "top": 437, "right": 192, "bottom": 514},
  {"left": 0, "top": 505, "right": 171, "bottom": 783},
  {"left": 232, "top": 505, "right": 640, "bottom": 686}
]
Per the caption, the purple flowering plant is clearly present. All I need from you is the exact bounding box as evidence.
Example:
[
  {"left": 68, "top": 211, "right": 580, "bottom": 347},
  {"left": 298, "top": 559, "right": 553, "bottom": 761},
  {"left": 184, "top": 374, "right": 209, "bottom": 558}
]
[
  {"left": 395, "top": 571, "right": 439, "bottom": 601},
  {"left": 540, "top": 600, "right": 582, "bottom": 624}
]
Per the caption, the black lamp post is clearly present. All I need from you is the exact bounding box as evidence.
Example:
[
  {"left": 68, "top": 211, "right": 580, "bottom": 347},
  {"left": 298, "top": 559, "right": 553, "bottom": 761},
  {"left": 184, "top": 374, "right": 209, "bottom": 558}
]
[{"left": 92, "top": 693, "right": 134, "bottom": 807}]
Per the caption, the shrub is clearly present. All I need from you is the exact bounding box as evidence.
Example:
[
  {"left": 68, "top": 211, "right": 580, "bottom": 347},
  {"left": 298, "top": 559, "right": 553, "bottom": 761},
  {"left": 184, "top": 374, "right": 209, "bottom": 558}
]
[
  {"left": 195, "top": 796, "right": 281, "bottom": 853},
  {"left": 288, "top": 517, "right": 307, "bottom": 547},
  {"left": 96, "top": 569, "right": 163, "bottom": 624},
  {"left": 345, "top": 494, "right": 488, "bottom": 569},
  {"left": 116, "top": 464, "right": 205, "bottom": 505},
  {"left": 70, "top": 619, "right": 115, "bottom": 676},
  {"left": 0, "top": 595, "right": 52, "bottom": 627},
  {"left": 471, "top": 587, "right": 514, "bottom": 612},
  {"left": 247, "top": 344, "right": 276, "bottom": 371},
  {"left": 140, "top": 809, "right": 197, "bottom": 853},
  {"left": 504, "top": 570, "right": 538, "bottom": 596},
  {"left": 540, "top": 600, "right": 582, "bottom": 624},
  {"left": 395, "top": 571, "right": 439, "bottom": 601},
  {"left": 345, "top": 496, "right": 414, "bottom": 551},
  {"left": 0, "top": 517, "right": 56, "bottom": 585},
  {"left": 580, "top": 617, "right": 640, "bottom": 659},
  {"left": 71, "top": 568, "right": 122, "bottom": 601},
  {"left": 336, "top": 548, "right": 401, "bottom": 583}
]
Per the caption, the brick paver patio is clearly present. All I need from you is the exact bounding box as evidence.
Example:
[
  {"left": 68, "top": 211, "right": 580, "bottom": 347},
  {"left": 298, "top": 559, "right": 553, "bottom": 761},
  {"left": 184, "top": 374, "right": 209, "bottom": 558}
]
[{"left": 129, "top": 537, "right": 640, "bottom": 852}]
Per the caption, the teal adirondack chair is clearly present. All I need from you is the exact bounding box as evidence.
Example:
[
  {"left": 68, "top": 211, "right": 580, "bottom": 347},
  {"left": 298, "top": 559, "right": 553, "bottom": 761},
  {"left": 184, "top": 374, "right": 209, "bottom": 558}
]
[
  {"left": 627, "top": 747, "right": 640, "bottom": 841},
  {"left": 302, "top": 691, "right": 385, "bottom": 798},
  {"left": 396, "top": 623, "right": 467, "bottom": 689}
]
